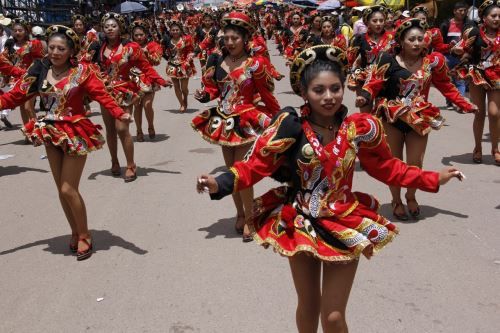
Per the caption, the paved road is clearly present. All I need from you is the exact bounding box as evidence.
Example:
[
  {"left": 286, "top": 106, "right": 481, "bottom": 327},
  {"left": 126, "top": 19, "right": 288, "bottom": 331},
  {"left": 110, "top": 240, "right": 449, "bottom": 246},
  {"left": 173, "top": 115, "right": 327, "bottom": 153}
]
[{"left": 1, "top": 46, "right": 499, "bottom": 333}]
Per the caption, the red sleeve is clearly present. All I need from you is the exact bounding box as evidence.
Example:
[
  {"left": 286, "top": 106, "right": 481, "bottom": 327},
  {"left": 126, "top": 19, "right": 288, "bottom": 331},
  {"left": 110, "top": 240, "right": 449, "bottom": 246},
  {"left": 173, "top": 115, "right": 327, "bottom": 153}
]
[
  {"left": 453, "top": 27, "right": 478, "bottom": 54},
  {"left": 0, "top": 53, "right": 25, "bottom": 78},
  {"left": 129, "top": 43, "right": 167, "bottom": 87},
  {"left": 353, "top": 114, "right": 440, "bottom": 192},
  {"left": 184, "top": 35, "right": 195, "bottom": 61},
  {"left": 334, "top": 35, "right": 347, "bottom": 52},
  {"left": 146, "top": 42, "right": 163, "bottom": 66},
  {"left": 360, "top": 53, "right": 393, "bottom": 101},
  {"left": 82, "top": 64, "right": 125, "bottom": 119},
  {"left": 198, "top": 54, "right": 220, "bottom": 102},
  {"left": 429, "top": 52, "right": 475, "bottom": 112},
  {"left": 347, "top": 35, "right": 362, "bottom": 67},
  {"left": 0, "top": 70, "right": 37, "bottom": 110},
  {"left": 30, "top": 39, "right": 45, "bottom": 59},
  {"left": 252, "top": 57, "right": 281, "bottom": 117},
  {"left": 429, "top": 28, "right": 450, "bottom": 54}
]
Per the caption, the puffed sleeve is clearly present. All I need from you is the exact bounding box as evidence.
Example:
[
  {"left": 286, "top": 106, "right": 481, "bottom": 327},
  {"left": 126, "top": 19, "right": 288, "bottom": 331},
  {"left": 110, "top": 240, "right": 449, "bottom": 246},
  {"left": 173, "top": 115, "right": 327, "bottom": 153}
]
[
  {"left": 453, "top": 26, "right": 479, "bottom": 54},
  {"left": 129, "top": 43, "right": 167, "bottom": 87},
  {"left": 146, "top": 42, "right": 163, "bottom": 66},
  {"left": 252, "top": 56, "right": 281, "bottom": 117},
  {"left": 0, "top": 53, "right": 25, "bottom": 78},
  {"left": 334, "top": 35, "right": 348, "bottom": 52},
  {"left": 82, "top": 64, "right": 125, "bottom": 119},
  {"left": 211, "top": 108, "right": 302, "bottom": 200},
  {"left": 347, "top": 34, "right": 363, "bottom": 68},
  {"left": 351, "top": 113, "right": 440, "bottom": 192},
  {"left": 429, "top": 28, "right": 450, "bottom": 54},
  {"left": 0, "top": 60, "right": 41, "bottom": 110},
  {"left": 30, "top": 39, "right": 45, "bottom": 59},
  {"left": 429, "top": 52, "right": 475, "bottom": 112},
  {"left": 359, "top": 52, "right": 394, "bottom": 102},
  {"left": 197, "top": 53, "right": 220, "bottom": 103}
]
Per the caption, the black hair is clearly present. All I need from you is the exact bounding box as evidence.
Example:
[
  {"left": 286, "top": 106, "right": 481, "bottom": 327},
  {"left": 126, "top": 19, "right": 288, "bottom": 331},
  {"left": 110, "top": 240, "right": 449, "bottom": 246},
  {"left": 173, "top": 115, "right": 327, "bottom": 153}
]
[
  {"left": 223, "top": 24, "right": 249, "bottom": 40},
  {"left": 394, "top": 25, "right": 426, "bottom": 54},
  {"left": 454, "top": 2, "right": 468, "bottom": 10},
  {"left": 48, "top": 32, "right": 76, "bottom": 51},
  {"left": 300, "top": 59, "right": 346, "bottom": 91},
  {"left": 483, "top": 4, "right": 499, "bottom": 18},
  {"left": 169, "top": 22, "right": 183, "bottom": 35},
  {"left": 366, "top": 9, "right": 386, "bottom": 22}
]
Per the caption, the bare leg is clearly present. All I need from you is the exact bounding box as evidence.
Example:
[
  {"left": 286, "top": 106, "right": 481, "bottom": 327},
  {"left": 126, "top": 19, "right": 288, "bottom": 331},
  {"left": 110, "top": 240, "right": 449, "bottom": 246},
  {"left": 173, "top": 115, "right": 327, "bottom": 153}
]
[
  {"left": 382, "top": 120, "right": 406, "bottom": 218},
  {"left": 116, "top": 105, "right": 136, "bottom": 180},
  {"left": 171, "top": 78, "right": 183, "bottom": 111},
  {"left": 289, "top": 253, "right": 322, "bottom": 333},
  {"left": 143, "top": 92, "right": 155, "bottom": 138},
  {"left": 222, "top": 146, "right": 245, "bottom": 229},
  {"left": 100, "top": 105, "right": 120, "bottom": 171},
  {"left": 486, "top": 90, "right": 500, "bottom": 162},
  {"left": 134, "top": 97, "right": 144, "bottom": 141},
  {"left": 404, "top": 131, "right": 429, "bottom": 216},
  {"left": 234, "top": 144, "right": 254, "bottom": 239},
  {"left": 321, "top": 260, "right": 359, "bottom": 333},
  {"left": 180, "top": 78, "right": 189, "bottom": 112},
  {"left": 470, "top": 84, "right": 487, "bottom": 162}
]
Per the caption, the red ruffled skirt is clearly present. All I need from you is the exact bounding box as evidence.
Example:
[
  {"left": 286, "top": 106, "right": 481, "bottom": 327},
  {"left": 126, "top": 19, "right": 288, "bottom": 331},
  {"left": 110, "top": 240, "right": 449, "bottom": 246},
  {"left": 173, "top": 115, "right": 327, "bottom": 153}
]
[
  {"left": 191, "top": 105, "right": 271, "bottom": 146},
  {"left": 250, "top": 187, "right": 399, "bottom": 263},
  {"left": 22, "top": 116, "right": 105, "bottom": 156},
  {"left": 166, "top": 60, "right": 196, "bottom": 79},
  {"left": 456, "top": 65, "right": 500, "bottom": 90}
]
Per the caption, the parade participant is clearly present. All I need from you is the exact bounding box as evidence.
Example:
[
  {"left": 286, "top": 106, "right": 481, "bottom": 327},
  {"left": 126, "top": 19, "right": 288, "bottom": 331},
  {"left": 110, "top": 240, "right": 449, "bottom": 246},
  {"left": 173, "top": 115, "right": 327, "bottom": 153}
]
[
  {"left": 248, "top": 29, "right": 284, "bottom": 81},
  {"left": 163, "top": 21, "right": 196, "bottom": 113},
  {"left": 194, "top": 13, "right": 218, "bottom": 72},
  {"left": 347, "top": 5, "right": 394, "bottom": 113},
  {"left": 130, "top": 20, "right": 164, "bottom": 142},
  {"left": 411, "top": 6, "right": 450, "bottom": 54},
  {"left": 191, "top": 11, "right": 280, "bottom": 241},
  {"left": 196, "top": 44, "right": 465, "bottom": 333},
  {"left": 306, "top": 12, "right": 323, "bottom": 43},
  {"left": 452, "top": 0, "right": 500, "bottom": 165},
  {"left": 311, "top": 16, "right": 347, "bottom": 50},
  {"left": 2, "top": 18, "right": 44, "bottom": 129},
  {"left": 72, "top": 14, "right": 99, "bottom": 60},
  {"left": 356, "top": 19, "right": 477, "bottom": 220},
  {"left": 0, "top": 25, "right": 132, "bottom": 260},
  {"left": 283, "top": 11, "right": 308, "bottom": 65},
  {"left": 88, "top": 12, "right": 169, "bottom": 182},
  {"left": 0, "top": 53, "right": 26, "bottom": 128},
  {"left": 385, "top": 9, "right": 396, "bottom": 33}
]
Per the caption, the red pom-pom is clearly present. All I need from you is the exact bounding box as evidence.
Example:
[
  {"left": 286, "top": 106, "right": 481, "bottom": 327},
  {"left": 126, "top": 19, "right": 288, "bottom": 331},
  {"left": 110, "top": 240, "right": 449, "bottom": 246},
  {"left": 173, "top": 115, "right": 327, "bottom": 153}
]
[{"left": 281, "top": 204, "right": 297, "bottom": 230}]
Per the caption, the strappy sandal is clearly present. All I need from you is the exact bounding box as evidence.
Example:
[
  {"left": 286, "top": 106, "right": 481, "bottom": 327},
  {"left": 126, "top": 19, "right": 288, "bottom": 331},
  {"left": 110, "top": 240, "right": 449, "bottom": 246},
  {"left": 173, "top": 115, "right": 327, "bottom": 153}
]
[
  {"left": 69, "top": 233, "right": 78, "bottom": 253},
  {"left": 111, "top": 161, "right": 121, "bottom": 176},
  {"left": 124, "top": 164, "right": 137, "bottom": 183},
  {"left": 234, "top": 215, "right": 245, "bottom": 235},
  {"left": 391, "top": 200, "right": 409, "bottom": 221},
  {"left": 242, "top": 223, "right": 253, "bottom": 243},
  {"left": 472, "top": 148, "right": 482, "bottom": 164},
  {"left": 405, "top": 194, "right": 420, "bottom": 219},
  {"left": 77, "top": 237, "right": 93, "bottom": 261},
  {"left": 136, "top": 131, "right": 144, "bottom": 142},
  {"left": 148, "top": 127, "right": 156, "bottom": 140},
  {"left": 492, "top": 149, "right": 500, "bottom": 166}
]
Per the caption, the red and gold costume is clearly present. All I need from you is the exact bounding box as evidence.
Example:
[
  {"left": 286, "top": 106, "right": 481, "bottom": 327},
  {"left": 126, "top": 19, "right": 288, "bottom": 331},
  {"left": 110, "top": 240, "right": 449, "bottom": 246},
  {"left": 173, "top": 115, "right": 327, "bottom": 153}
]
[
  {"left": 194, "top": 26, "right": 218, "bottom": 68},
  {"left": 164, "top": 34, "right": 197, "bottom": 79},
  {"left": 0, "top": 59, "right": 125, "bottom": 155},
  {"left": 283, "top": 25, "right": 308, "bottom": 62},
  {"left": 454, "top": 26, "right": 500, "bottom": 90},
  {"left": 2, "top": 39, "right": 44, "bottom": 85},
  {"left": 0, "top": 53, "right": 26, "bottom": 79},
  {"left": 424, "top": 27, "right": 450, "bottom": 54},
  {"left": 360, "top": 52, "right": 475, "bottom": 135},
  {"left": 210, "top": 109, "right": 440, "bottom": 262},
  {"left": 77, "top": 30, "right": 99, "bottom": 61},
  {"left": 88, "top": 39, "right": 167, "bottom": 106},
  {"left": 249, "top": 34, "right": 284, "bottom": 80},
  {"left": 191, "top": 53, "right": 280, "bottom": 146},
  {"left": 347, "top": 31, "right": 395, "bottom": 90}
]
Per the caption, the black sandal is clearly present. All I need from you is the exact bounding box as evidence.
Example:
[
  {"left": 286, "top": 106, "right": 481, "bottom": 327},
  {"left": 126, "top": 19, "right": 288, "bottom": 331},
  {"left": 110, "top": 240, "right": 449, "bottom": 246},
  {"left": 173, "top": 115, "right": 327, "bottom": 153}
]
[
  {"left": 405, "top": 195, "right": 420, "bottom": 219},
  {"left": 77, "top": 237, "right": 93, "bottom": 261},
  {"left": 391, "top": 201, "right": 409, "bottom": 221}
]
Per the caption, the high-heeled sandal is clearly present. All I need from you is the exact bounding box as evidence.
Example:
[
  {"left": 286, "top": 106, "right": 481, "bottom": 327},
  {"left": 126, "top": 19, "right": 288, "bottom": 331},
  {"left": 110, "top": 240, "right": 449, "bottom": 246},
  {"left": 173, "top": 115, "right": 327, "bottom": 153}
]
[
  {"left": 77, "top": 237, "right": 93, "bottom": 261},
  {"left": 148, "top": 127, "right": 156, "bottom": 140},
  {"left": 69, "top": 233, "right": 78, "bottom": 253},
  {"left": 492, "top": 150, "right": 500, "bottom": 166},
  {"left": 136, "top": 131, "right": 144, "bottom": 142},
  {"left": 391, "top": 200, "right": 409, "bottom": 221},
  {"left": 242, "top": 223, "right": 253, "bottom": 243},
  {"left": 472, "top": 148, "right": 482, "bottom": 164},
  {"left": 111, "top": 161, "right": 121, "bottom": 176},
  {"left": 405, "top": 195, "right": 420, "bottom": 219},
  {"left": 234, "top": 215, "right": 245, "bottom": 235},
  {"left": 124, "top": 164, "right": 137, "bottom": 183}
]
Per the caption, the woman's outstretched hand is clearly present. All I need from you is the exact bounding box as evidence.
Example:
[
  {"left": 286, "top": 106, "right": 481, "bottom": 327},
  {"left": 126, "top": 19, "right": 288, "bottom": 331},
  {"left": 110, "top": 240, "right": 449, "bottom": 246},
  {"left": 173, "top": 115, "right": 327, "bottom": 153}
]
[
  {"left": 194, "top": 89, "right": 204, "bottom": 101},
  {"left": 196, "top": 174, "right": 218, "bottom": 194},
  {"left": 438, "top": 167, "right": 466, "bottom": 185}
]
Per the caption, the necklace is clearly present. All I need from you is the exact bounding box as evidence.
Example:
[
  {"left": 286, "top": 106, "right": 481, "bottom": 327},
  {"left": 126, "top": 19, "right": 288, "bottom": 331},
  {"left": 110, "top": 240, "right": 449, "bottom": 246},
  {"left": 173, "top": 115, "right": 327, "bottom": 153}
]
[
  {"left": 51, "top": 65, "right": 70, "bottom": 77},
  {"left": 308, "top": 118, "right": 336, "bottom": 131},
  {"left": 230, "top": 53, "right": 245, "bottom": 63}
]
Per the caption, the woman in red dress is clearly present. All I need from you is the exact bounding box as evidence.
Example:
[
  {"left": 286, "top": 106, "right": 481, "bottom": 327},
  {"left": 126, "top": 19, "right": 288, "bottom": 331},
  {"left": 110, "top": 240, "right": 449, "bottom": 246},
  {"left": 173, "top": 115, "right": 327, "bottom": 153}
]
[
  {"left": 88, "top": 13, "right": 169, "bottom": 181},
  {"left": 2, "top": 18, "right": 44, "bottom": 128},
  {"left": 356, "top": 19, "right": 477, "bottom": 220},
  {"left": 347, "top": 5, "right": 395, "bottom": 113},
  {"left": 130, "top": 20, "right": 165, "bottom": 142},
  {"left": 0, "top": 26, "right": 132, "bottom": 260},
  {"left": 72, "top": 15, "right": 99, "bottom": 59},
  {"left": 197, "top": 44, "right": 465, "bottom": 332},
  {"left": 452, "top": 0, "right": 500, "bottom": 165},
  {"left": 283, "top": 11, "right": 308, "bottom": 65},
  {"left": 311, "top": 16, "right": 348, "bottom": 51},
  {"left": 163, "top": 21, "right": 196, "bottom": 113},
  {"left": 191, "top": 11, "right": 280, "bottom": 241},
  {"left": 194, "top": 13, "right": 218, "bottom": 73},
  {"left": 411, "top": 6, "right": 450, "bottom": 54}
]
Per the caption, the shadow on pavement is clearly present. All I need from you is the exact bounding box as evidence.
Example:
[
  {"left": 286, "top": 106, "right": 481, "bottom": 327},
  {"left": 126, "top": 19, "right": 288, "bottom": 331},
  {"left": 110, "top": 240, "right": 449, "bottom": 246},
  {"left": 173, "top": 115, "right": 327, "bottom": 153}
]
[
  {"left": 198, "top": 217, "right": 241, "bottom": 239},
  {"left": 0, "top": 229, "right": 148, "bottom": 256},
  {"left": 0, "top": 137, "right": 29, "bottom": 146},
  {"left": 0, "top": 165, "right": 49, "bottom": 177},
  {"left": 379, "top": 203, "right": 468, "bottom": 223},
  {"left": 442, "top": 153, "right": 497, "bottom": 166},
  {"left": 163, "top": 108, "right": 198, "bottom": 114},
  {"left": 134, "top": 134, "right": 170, "bottom": 143},
  {"left": 87, "top": 166, "right": 181, "bottom": 180}
]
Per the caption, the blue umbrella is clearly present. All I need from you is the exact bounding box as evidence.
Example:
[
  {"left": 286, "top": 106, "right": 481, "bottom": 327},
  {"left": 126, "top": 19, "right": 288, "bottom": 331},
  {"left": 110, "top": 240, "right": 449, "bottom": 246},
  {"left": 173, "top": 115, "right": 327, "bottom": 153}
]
[
  {"left": 318, "top": 0, "right": 341, "bottom": 11},
  {"left": 291, "top": 0, "right": 318, "bottom": 8},
  {"left": 113, "top": 1, "right": 148, "bottom": 14}
]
